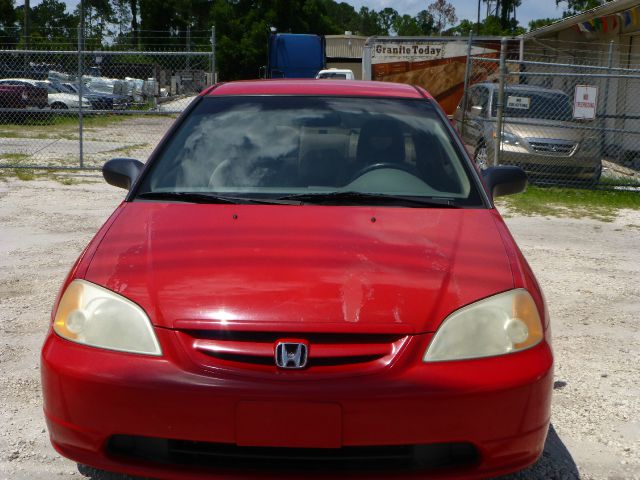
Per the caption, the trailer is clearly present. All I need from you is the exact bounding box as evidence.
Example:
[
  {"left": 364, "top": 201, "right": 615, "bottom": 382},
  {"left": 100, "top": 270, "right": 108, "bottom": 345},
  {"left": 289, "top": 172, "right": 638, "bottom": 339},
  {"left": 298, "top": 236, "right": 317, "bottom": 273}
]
[{"left": 362, "top": 36, "right": 511, "bottom": 115}]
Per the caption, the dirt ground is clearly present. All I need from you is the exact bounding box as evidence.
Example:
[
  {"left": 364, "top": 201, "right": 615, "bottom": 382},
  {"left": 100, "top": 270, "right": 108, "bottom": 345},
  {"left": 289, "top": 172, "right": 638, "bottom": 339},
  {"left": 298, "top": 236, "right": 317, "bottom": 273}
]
[{"left": 0, "top": 176, "right": 638, "bottom": 480}]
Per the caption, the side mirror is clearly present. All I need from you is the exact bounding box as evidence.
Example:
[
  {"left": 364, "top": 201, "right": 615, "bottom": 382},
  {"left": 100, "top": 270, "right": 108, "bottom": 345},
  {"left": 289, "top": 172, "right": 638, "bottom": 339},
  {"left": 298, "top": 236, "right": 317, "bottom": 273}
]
[
  {"left": 482, "top": 166, "right": 527, "bottom": 198},
  {"left": 103, "top": 158, "right": 144, "bottom": 190}
]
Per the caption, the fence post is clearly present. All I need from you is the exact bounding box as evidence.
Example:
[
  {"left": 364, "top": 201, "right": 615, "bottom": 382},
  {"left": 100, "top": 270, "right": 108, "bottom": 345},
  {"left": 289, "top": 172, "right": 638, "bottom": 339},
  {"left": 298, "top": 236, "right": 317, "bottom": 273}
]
[
  {"left": 77, "top": 23, "right": 84, "bottom": 169},
  {"left": 210, "top": 26, "right": 216, "bottom": 84},
  {"left": 494, "top": 37, "right": 507, "bottom": 167},
  {"left": 602, "top": 40, "right": 614, "bottom": 161},
  {"left": 186, "top": 25, "right": 191, "bottom": 70},
  {"left": 460, "top": 31, "right": 473, "bottom": 137}
]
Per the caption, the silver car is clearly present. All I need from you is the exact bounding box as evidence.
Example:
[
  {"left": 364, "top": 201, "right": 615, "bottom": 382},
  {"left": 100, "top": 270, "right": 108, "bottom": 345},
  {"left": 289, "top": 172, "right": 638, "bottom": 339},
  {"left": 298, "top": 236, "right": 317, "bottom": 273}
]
[{"left": 454, "top": 83, "right": 602, "bottom": 185}]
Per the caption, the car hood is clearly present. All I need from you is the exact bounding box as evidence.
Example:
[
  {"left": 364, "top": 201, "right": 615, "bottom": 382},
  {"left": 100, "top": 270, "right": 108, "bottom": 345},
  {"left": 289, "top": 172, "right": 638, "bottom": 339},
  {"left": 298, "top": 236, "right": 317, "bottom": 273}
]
[{"left": 85, "top": 203, "right": 514, "bottom": 333}]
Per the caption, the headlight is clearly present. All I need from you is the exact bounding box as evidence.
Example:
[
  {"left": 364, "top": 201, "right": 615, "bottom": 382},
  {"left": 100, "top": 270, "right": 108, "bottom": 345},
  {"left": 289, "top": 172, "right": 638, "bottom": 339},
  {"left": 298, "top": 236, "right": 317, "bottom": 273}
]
[
  {"left": 53, "top": 279, "right": 162, "bottom": 356},
  {"left": 424, "top": 289, "right": 543, "bottom": 362}
]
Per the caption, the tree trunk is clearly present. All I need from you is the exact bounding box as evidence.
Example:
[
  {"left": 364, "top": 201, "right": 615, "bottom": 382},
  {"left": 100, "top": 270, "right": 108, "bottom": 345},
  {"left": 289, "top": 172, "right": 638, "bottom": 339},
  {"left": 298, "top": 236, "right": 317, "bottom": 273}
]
[{"left": 130, "top": 0, "right": 139, "bottom": 48}]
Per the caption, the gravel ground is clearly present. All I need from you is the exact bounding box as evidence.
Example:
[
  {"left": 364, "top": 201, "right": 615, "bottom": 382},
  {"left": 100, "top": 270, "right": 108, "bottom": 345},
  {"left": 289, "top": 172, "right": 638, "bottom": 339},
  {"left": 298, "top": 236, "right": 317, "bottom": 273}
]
[{"left": 0, "top": 176, "right": 638, "bottom": 480}]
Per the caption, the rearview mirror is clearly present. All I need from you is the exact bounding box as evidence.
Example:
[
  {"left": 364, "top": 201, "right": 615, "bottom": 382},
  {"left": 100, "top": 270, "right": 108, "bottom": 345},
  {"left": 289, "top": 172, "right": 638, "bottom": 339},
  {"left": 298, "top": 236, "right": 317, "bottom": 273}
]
[
  {"left": 482, "top": 166, "right": 527, "bottom": 198},
  {"left": 103, "top": 158, "right": 144, "bottom": 190}
]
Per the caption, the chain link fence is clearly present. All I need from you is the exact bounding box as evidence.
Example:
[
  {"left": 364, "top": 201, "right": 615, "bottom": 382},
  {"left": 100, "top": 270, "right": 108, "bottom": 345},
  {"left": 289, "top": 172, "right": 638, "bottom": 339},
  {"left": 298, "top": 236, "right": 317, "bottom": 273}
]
[
  {"left": 0, "top": 45, "right": 214, "bottom": 170},
  {"left": 457, "top": 38, "right": 640, "bottom": 189}
]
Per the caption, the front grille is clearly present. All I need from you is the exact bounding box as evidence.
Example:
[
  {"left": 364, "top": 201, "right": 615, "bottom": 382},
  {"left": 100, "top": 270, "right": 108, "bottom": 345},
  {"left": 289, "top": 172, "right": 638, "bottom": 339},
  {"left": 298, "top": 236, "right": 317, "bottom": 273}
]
[
  {"left": 527, "top": 139, "right": 576, "bottom": 156},
  {"left": 176, "top": 330, "right": 409, "bottom": 374},
  {"left": 107, "top": 435, "right": 479, "bottom": 473}
]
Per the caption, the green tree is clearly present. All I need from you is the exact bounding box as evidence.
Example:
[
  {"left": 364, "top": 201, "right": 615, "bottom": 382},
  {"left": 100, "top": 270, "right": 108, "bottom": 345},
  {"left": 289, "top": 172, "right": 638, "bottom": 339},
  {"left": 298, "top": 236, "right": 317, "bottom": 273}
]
[
  {"left": 415, "top": 10, "right": 435, "bottom": 35},
  {"left": 378, "top": 7, "right": 399, "bottom": 35},
  {"left": 528, "top": 17, "right": 559, "bottom": 31},
  {"left": 358, "top": 6, "right": 384, "bottom": 36},
  {"left": 392, "top": 14, "right": 422, "bottom": 36},
  {"left": 74, "top": 0, "right": 115, "bottom": 48},
  {"left": 448, "top": 14, "right": 524, "bottom": 36},
  {"left": 498, "top": 0, "right": 521, "bottom": 30},
  {"left": 323, "top": 1, "right": 360, "bottom": 34},
  {"left": 0, "top": 0, "right": 18, "bottom": 46},
  {"left": 557, "top": 0, "right": 612, "bottom": 17},
  {"left": 32, "top": 0, "right": 76, "bottom": 41}
]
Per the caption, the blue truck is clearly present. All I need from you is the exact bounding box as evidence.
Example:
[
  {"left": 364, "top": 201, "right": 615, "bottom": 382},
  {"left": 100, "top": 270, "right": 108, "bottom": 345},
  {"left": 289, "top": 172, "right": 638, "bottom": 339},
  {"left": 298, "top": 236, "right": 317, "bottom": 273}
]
[{"left": 265, "top": 33, "right": 326, "bottom": 79}]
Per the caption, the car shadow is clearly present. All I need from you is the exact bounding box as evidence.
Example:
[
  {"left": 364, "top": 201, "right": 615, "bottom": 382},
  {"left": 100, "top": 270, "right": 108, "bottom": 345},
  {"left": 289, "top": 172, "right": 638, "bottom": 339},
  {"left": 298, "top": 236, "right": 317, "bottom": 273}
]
[
  {"left": 496, "top": 424, "right": 580, "bottom": 479},
  {"left": 78, "top": 424, "right": 580, "bottom": 480}
]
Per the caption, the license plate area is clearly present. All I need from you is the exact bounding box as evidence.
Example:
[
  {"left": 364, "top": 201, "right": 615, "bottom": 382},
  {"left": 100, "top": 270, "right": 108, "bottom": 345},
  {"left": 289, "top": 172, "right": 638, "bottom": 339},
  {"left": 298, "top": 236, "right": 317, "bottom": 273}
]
[{"left": 236, "top": 401, "right": 342, "bottom": 448}]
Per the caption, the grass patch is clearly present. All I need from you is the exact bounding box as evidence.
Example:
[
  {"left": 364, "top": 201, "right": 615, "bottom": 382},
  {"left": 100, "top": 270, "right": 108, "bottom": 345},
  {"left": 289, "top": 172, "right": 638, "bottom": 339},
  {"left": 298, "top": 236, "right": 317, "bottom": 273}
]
[
  {"left": 0, "top": 114, "right": 136, "bottom": 139},
  {"left": 104, "top": 143, "right": 149, "bottom": 156},
  {"left": 51, "top": 175, "right": 80, "bottom": 185},
  {"left": 1, "top": 153, "right": 30, "bottom": 162},
  {"left": 498, "top": 186, "right": 640, "bottom": 222},
  {"left": 15, "top": 169, "right": 36, "bottom": 181}
]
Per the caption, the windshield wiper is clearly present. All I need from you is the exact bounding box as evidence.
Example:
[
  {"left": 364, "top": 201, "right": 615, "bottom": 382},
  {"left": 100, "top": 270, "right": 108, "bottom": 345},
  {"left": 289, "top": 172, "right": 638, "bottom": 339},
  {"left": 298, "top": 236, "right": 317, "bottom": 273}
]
[
  {"left": 277, "top": 191, "right": 458, "bottom": 208},
  {"left": 136, "top": 191, "right": 302, "bottom": 205}
]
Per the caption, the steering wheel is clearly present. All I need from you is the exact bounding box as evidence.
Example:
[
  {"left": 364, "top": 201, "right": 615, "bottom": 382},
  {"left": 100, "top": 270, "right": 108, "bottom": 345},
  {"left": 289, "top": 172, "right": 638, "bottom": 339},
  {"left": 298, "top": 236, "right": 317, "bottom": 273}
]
[{"left": 349, "top": 162, "right": 422, "bottom": 184}]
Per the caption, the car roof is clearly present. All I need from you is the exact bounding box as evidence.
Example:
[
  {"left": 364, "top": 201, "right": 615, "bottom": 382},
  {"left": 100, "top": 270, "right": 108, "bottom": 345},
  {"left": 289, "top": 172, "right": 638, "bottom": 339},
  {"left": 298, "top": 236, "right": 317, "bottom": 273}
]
[
  {"left": 0, "top": 78, "right": 37, "bottom": 83},
  {"left": 472, "top": 82, "right": 567, "bottom": 96},
  {"left": 204, "top": 79, "right": 429, "bottom": 99}
]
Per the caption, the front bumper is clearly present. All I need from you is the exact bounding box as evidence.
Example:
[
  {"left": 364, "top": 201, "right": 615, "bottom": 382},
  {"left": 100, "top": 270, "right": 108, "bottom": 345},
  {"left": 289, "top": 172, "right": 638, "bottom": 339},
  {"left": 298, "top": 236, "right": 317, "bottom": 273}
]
[
  {"left": 42, "top": 329, "right": 553, "bottom": 479},
  {"left": 488, "top": 145, "right": 601, "bottom": 183}
]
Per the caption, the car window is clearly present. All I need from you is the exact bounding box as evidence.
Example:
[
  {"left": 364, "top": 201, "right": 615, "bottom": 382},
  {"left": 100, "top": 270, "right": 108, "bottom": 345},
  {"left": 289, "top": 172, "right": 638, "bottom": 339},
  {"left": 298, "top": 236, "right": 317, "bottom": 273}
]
[
  {"left": 36, "top": 82, "right": 58, "bottom": 94},
  {"left": 138, "top": 96, "right": 482, "bottom": 206},
  {"left": 492, "top": 89, "right": 572, "bottom": 121}
]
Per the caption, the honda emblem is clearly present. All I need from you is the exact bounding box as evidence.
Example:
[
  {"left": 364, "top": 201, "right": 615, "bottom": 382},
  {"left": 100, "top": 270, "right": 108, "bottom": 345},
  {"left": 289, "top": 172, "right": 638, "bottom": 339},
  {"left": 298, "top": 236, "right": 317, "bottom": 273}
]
[{"left": 275, "top": 341, "right": 308, "bottom": 369}]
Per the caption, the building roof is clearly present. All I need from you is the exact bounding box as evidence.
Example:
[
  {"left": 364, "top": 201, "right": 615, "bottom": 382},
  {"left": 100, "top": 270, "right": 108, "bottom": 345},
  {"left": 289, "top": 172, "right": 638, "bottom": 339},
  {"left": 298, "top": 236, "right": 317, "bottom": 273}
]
[
  {"left": 205, "top": 79, "right": 427, "bottom": 99},
  {"left": 524, "top": 0, "right": 639, "bottom": 38},
  {"left": 325, "top": 35, "right": 368, "bottom": 59}
]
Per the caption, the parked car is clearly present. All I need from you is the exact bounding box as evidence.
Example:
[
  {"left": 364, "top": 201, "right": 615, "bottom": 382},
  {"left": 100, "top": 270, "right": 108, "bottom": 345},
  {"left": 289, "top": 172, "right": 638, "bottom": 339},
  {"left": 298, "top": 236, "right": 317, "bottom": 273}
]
[
  {"left": 0, "top": 79, "right": 91, "bottom": 110},
  {"left": 42, "top": 79, "right": 552, "bottom": 480},
  {"left": 454, "top": 82, "right": 602, "bottom": 186},
  {"left": 316, "top": 68, "right": 355, "bottom": 80},
  {"left": 0, "top": 84, "right": 26, "bottom": 110},
  {"left": 0, "top": 82, "right": 48, "bottom": 110},
  {"left": 57, "top": 82, "right": 131, "bottom": 110}
]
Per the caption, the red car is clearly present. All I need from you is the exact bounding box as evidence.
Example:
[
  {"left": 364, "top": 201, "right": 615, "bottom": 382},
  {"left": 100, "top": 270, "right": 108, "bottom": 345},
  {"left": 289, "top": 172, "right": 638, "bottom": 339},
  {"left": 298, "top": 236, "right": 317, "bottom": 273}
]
[{"left": 42, "top": 80, "right": 553, "bottom": 479}]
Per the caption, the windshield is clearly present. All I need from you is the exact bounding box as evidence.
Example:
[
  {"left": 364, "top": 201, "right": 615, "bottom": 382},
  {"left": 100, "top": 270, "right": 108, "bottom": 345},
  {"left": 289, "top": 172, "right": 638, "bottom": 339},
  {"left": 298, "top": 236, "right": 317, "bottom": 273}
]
[
  {"left": 137, "top": 96, "right": 482, "bottom": 206},
  {"left": 61, "top": 83, "right": 77, "bottom": 93},
  {"left": 492, "top": 89, "right": 572, "bottom": 121},
  {"left": 318, "top": 73, "right": 348, "bottom": 79}
]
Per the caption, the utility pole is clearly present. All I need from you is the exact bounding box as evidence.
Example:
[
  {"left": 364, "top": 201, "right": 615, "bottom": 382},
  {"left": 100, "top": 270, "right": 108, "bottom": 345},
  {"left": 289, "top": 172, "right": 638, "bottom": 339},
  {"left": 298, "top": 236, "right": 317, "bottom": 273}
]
[
  {"left": 476, "top": 0, "right": 481, "bottom": 35},
  {"left": 210, "top": 26, "right": 216, "bottom": 84}
]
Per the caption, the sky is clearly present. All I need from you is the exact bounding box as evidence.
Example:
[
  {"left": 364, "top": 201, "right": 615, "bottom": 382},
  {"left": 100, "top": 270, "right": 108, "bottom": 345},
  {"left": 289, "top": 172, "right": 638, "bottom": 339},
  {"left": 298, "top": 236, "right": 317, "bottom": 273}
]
[{"left": 46, "top": 0, "right": 566, "bottom": 30}]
